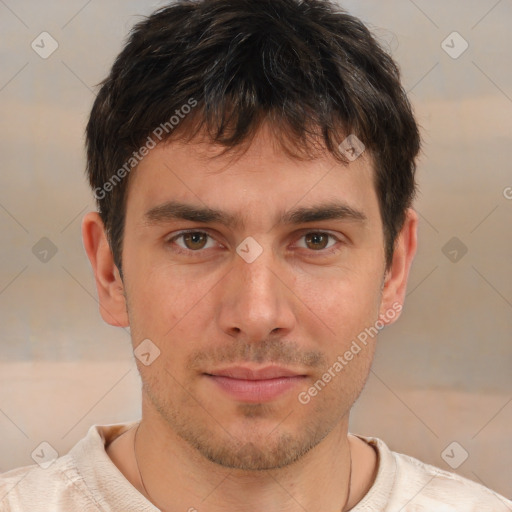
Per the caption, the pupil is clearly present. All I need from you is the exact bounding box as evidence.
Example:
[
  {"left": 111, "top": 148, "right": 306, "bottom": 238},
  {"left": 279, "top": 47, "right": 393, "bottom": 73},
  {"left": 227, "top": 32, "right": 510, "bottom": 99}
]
[
  {"left": 186, "top": 233, "right": 206, "bottom": 249},
  {"left": 307, "top": 233, "right": 327, "bottom": 250}
]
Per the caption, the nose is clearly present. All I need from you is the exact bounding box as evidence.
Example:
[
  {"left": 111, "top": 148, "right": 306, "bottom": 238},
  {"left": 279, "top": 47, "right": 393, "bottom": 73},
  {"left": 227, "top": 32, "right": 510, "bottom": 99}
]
[{"left": 216, "top": 247, "right": 296, "bottom": 342}]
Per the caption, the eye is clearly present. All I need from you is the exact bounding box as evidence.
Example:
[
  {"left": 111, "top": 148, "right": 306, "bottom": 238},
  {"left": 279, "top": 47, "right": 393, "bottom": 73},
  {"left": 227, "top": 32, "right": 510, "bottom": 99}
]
[
  {"left": 169, "top": 231, "right": 217, "bottom": 252},
  {"left": 166, "top": 230, "right": 342, "bottom": 256},
  {"left": 296, "top": 232, "right": 339, "bottom": 251}
]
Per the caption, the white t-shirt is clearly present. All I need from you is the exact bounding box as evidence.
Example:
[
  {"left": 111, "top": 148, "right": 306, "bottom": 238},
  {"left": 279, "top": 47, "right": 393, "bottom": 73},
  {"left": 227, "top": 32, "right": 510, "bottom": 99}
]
[{"left": 1, "top": 421, "right": 510, "bottom": 511}]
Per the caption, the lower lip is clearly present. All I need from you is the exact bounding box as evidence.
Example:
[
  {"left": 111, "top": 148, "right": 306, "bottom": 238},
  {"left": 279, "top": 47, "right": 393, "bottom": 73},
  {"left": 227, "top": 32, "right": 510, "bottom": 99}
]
[{"left": 206, "top": 375, "right": 306, "bottom": 403}]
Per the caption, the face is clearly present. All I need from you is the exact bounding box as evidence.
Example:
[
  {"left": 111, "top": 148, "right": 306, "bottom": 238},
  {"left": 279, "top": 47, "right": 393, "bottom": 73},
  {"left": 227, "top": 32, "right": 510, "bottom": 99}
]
[{"left": 87, "top": 125, "right": 415, "bottom": 471}]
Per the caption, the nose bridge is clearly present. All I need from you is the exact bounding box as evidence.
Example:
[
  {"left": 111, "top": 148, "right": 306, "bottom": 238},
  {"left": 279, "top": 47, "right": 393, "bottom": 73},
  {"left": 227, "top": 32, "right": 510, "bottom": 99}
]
[
  {"left": 239, "top": 251, "right": 277, "bottom": 301},
  {"left": 218, "top": 244, "right": 295, "bottom": 338}
]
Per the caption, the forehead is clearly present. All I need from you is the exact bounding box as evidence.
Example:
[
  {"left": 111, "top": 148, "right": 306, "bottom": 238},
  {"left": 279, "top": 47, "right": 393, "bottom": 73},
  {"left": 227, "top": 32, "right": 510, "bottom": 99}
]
[{"left": 124, "top": 125, "right": 379, "bottom": 224}]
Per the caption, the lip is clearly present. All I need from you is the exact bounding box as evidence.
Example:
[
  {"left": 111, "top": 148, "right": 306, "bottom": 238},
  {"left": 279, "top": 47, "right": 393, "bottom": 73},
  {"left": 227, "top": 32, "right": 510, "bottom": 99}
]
[
  {"left": 206, "top": 366, "right": 304, "bottom": 380},
  {"left": 204, "top": 366, "right": 307, "bottom": 403}
]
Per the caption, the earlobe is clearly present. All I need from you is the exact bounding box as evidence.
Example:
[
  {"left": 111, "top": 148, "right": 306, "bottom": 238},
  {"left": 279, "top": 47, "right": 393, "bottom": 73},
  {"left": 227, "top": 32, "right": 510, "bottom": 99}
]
[
  {"left": 81, "top": 211, "right": 129, "bottom": 327},
  {"left": 379, "top": 208, "right": 418, "bottom": 324}
]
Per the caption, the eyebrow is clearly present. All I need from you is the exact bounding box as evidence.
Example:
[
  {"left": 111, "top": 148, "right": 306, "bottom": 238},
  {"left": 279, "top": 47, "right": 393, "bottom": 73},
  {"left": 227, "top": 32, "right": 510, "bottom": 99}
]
[{"left": 143, "top": 200, "right": 367, "bottom": 229}]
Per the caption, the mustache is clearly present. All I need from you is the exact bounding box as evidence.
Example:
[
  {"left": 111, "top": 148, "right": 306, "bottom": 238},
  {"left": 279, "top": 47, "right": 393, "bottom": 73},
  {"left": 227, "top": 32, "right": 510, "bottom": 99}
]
[{"left": 186, "top": 337, "right": 326, "bottom": 371}]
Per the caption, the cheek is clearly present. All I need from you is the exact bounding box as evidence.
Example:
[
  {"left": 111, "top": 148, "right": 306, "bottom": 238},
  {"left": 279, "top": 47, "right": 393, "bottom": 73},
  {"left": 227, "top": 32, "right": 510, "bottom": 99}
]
[
  {"left": 124, "top": 259, "right": 222, "bottom": 363},
  {"left": 126, "top": 254, "right": 191, "bottom": 317},
  {"left": 293, "top": 266, "right": 383, "bottom": 339},
  {"left": 297, "top": 337, "right": 376, "bottom": 420}
]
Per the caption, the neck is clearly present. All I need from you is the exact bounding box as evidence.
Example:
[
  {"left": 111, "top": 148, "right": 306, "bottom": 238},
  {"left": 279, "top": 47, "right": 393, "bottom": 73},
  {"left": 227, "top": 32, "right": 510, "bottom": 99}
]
[{"left": 126, "top": 410, "right": 367, "bottom": 512}]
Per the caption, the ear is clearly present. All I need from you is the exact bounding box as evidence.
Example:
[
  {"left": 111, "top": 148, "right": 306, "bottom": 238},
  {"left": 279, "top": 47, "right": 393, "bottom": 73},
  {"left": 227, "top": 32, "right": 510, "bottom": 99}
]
[
  {"left": 378, "top": 208, "right": 418, "bottom": 325},
  {"left": 81, "top": 211, "right": 129, "bottom": 327}
]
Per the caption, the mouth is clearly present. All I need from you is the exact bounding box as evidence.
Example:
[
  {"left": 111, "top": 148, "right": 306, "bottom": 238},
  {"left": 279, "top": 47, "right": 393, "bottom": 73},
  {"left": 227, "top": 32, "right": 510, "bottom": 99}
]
[{"left": 203, "top": 366, "right": 307, "bottom": 403}]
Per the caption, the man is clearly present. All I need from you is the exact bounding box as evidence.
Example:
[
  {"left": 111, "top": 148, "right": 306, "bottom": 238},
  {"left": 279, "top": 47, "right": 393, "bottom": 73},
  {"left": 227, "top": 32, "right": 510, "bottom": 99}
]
[{"left": 1, "top": 0, "right": 510, "bottom": 510}]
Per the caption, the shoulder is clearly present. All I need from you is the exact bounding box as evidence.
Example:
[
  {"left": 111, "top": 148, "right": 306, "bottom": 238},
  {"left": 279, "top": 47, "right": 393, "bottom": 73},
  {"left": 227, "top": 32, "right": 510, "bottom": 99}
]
[
  {"left": 394, "top": 450, "right": 511, "bottom": 511},
  {"left": 0, "top": 454, "right": 101, "bottom": 511},
  {"left": 357, "top": 435, "right": 512, "bottom": 511},
  {"left": 0, "top": 422, "right": 137, "bottom": 512}
]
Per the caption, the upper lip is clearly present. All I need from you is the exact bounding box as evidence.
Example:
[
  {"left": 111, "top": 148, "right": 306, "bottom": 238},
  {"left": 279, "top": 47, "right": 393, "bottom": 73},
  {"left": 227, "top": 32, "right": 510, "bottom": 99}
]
[{"left": 205, "top": 366, "right": 305, "bottom": 380}]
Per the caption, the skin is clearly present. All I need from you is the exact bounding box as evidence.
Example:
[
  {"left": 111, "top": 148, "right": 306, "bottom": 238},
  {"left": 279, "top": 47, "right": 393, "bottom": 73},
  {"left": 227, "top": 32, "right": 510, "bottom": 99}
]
[{"left": 82, "top": 123, "right": 417, "bottom": 512}]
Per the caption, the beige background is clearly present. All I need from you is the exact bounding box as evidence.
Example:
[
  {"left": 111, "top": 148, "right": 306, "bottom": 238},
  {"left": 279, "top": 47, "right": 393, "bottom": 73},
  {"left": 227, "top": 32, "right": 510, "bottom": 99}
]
[{"left": 0, "top": 0, "right": 511, "bottom": 502}]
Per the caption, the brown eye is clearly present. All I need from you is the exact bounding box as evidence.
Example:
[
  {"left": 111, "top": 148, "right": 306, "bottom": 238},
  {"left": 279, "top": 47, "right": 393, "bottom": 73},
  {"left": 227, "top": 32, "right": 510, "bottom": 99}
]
[
  {"left": 304, "top": 232, "right": 330, "bottom": 250},
  {"left": 182, "top": 232, "right": 209, "bottom": 250}
]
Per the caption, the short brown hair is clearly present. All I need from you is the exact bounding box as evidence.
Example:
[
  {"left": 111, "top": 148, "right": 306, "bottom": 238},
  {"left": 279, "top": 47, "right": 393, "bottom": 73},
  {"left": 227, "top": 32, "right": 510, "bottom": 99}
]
[{"left": 86, "top": 0, "right": 421, "bottom": 273}]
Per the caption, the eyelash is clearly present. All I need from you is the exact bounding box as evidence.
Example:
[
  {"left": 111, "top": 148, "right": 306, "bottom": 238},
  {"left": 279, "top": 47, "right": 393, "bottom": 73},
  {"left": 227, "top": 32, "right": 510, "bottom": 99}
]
[{"left": 165, "top": 229, "right": 343, "bottom": 257}]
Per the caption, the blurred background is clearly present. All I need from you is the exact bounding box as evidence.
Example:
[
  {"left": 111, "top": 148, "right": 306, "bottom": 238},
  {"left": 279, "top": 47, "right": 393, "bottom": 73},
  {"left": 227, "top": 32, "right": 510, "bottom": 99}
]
[{"left": 0, "top": 0, "right": 511, "bottom": 501}]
